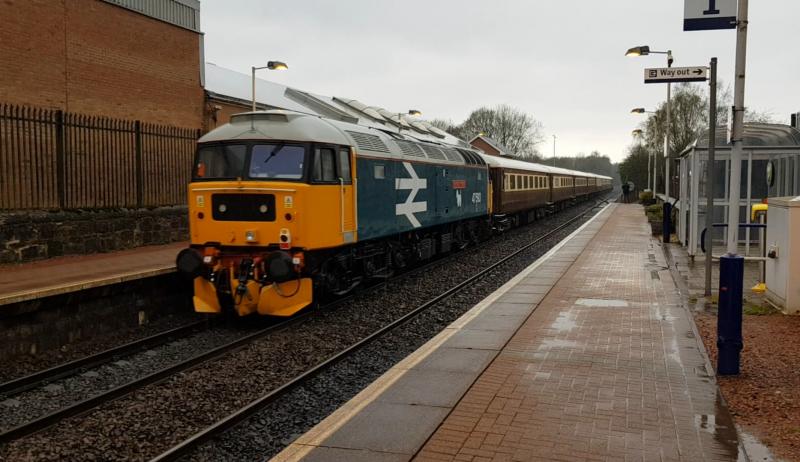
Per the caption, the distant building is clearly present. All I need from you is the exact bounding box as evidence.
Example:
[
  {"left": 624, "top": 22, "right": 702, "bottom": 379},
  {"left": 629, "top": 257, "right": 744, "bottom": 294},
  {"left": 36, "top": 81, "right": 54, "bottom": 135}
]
[
  {"left": 469, "top": 135, "right": 514, "bottom": 157},
  {"left": 0, "top": 0, "right": 204, "bottom": 128}
]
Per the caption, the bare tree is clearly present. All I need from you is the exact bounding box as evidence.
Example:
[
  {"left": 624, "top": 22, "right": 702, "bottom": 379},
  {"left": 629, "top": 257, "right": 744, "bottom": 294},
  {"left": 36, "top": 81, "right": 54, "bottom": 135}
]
[
  {"left": 456, "top": 105, "right": 545, "bottom": 158},
  {"left": 638, "top": 82, "right": 778, "bottom": 160},
  {"left": 427, "top": 118, "right": 458, "bottom": 134}
]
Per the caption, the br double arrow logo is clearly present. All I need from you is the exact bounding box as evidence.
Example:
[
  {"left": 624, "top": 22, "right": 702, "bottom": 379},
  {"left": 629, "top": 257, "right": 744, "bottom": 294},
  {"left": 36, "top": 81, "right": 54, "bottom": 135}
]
[{"left": 395, "top": 162, "right": 427, "bottom": 228}]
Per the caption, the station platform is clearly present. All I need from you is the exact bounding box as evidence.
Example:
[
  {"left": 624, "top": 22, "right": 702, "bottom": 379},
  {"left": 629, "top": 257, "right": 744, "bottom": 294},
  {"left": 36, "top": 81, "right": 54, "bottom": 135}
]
[
  {"left": 0, "top": 242, "right": 184, "bottom": 306},
  {"left": 274, "top": 204, "right": 743, "bottom": 462}
]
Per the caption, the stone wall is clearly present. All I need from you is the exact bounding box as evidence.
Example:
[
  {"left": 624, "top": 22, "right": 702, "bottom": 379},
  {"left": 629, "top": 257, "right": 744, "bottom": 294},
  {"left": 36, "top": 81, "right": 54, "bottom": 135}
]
[
  {"left": 0, "top": 207, "right": 188, "bottom": 264},
  {"left": 0, "top": 273, "right": 192, "bottom": 360}
]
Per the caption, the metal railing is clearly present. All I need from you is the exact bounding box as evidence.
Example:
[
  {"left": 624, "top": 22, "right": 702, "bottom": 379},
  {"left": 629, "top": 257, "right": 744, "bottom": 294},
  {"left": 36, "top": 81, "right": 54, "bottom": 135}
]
[{"left": 0, "top": 103, "right": 200, "bottom": 210}]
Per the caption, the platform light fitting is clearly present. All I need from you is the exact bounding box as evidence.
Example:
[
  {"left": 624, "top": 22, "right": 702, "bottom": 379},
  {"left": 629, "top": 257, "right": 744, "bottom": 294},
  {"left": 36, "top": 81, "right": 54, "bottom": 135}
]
[
  {"left": 267, "top": 61, "right": 288, "bottom": 71},
  {"left": 631, "top": 129, "right": 644, "bottom": 136},
  {"left": 625, "top": 46, "right": 650, "bottom": 57},
  {"left": 408, "top": 109, "right": 422, "bottom": 117},
  {"left": 631, "top": 108, "right": 646, "bottom": 114}
]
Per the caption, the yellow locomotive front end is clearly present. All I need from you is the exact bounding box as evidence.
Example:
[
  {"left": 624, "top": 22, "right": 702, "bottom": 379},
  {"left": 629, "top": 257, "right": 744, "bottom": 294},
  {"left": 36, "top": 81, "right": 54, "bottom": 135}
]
[{"left": 177, "top": 113, "right": 357, "bottom": 317}]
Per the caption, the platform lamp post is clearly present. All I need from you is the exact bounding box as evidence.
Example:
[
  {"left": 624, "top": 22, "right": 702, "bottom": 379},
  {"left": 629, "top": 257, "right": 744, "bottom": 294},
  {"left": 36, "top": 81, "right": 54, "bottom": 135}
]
[
  {"left": 631, "top": 108, "right": 656, "bottom": 192},
  {"left": 251, "top": 61, "right": 288, "bottom": 112},
  {"left": 626, "top": 46, "right": 673, "bottom": 199},
  {"left": 627, "top": 45, "right": 673, "bottom": 244},
  {"left": 630, "top": 129, "right": 644, "bottom": 194},
  {"left": 398, "top": 109, "right": 421, "bottom": 131}
]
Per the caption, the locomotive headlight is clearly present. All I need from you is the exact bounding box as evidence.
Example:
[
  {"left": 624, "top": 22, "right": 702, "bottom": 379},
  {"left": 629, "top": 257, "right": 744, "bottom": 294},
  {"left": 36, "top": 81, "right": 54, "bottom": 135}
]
[
  {"left": 245, "top": 230, "right": 259, "bottom": 243},
  {"left": 259, "top": 204, "right": 268, "bottom": 213},
  {"left": 218, "top": 204, "right": 227, "bottom": 213}
]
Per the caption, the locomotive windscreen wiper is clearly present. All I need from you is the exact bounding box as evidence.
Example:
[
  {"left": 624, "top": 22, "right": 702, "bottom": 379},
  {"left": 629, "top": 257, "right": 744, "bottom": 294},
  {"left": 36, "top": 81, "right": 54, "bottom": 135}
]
[{"left": 262, "top": 143, "right": 286, "bottom": 165}]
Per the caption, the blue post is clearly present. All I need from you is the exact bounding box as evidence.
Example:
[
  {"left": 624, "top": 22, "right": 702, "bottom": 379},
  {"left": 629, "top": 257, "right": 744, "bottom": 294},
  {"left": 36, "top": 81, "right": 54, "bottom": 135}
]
[
  {"left": 717, "top": 254, "right": 744, "bottom": 375},
  {"left": 662, "top": 202, "right": 672, "bottom": 243}
]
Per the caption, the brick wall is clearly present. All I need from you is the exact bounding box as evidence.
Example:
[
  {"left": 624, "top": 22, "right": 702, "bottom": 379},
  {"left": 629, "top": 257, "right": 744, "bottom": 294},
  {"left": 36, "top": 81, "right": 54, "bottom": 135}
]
[
  {"left": 205, "top": 98, "right": 250, "bottom": 131},
  {"left": 0, "top": 0, "right": 203, "bottom": 128}
]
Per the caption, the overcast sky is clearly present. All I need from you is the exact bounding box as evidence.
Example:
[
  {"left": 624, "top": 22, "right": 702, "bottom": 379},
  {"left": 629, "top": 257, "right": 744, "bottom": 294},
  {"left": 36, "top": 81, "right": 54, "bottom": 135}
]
[{"left": 201, "top": 1, "right": 799, "bottom": 162}]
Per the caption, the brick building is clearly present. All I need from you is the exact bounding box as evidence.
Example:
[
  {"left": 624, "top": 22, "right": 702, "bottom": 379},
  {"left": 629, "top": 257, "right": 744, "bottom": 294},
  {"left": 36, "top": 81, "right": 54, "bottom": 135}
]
[
  {"left": 0, "top": 0, "right": 204, "bottom": 128},
  {"left": 470, "top": 135, "right": 513, "bottom": 157}
]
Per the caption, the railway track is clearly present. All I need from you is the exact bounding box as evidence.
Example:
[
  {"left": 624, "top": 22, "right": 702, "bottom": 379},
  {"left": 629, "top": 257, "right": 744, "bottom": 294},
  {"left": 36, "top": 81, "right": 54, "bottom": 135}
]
[
  {"left": 0, "top": 319, "right": 211, "bottom": 397},
  {"left": 0, "top": 315, "right": 305, "bottom": 444},
  {"left": 151, "top": 198, "right": 611, "bottom": 462},
  {"left": 0, "top": 241, "right": 462, "bottom": 444},
  {"left": 0, "top": 196, "right": 610, "bottom": 461}
]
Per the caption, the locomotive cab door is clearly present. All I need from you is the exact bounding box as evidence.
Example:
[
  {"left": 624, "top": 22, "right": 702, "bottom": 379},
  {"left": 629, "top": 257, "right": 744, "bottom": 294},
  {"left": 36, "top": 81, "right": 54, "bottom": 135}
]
[
  {"left": 339, "top": 147, "right": 356, "bottom": 243},
  {"left": 310, "top": 145, "right": 357, "bottom": 246}
]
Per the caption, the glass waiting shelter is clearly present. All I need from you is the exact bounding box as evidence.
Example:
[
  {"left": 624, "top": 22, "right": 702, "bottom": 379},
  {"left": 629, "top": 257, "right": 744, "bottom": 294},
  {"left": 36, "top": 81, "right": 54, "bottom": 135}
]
[{"left": 677, "top": 123, "right": 800, "bottom": 257}]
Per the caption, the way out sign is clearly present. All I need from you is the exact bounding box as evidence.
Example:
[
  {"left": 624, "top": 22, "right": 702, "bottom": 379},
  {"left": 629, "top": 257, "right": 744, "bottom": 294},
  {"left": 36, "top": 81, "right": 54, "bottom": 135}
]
[
  {"left": 684, "top": 0, "right": 737, "bottom": 31},
  {"left": 644, "top": 67, "right": 709, "bottom": 84}
]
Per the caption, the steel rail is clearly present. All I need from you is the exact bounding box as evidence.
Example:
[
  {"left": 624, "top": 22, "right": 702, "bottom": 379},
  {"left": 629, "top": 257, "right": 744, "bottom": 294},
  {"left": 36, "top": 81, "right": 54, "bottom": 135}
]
[
  {"left": 0, "top": 314, "right": 310, "bottom": 444},
  {"left": 0, "top": 251, "right": 454, "bottom": 444},
  {"left": 0, "top": 319, "right": 212, "bottom": 397},
  {"left": 149, "top": 198, "right": 609, "bottom": 462}
]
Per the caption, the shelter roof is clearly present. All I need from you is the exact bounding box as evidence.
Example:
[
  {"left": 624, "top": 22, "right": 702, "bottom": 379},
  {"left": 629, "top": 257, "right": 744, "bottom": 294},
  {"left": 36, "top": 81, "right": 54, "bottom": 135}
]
[{"left": 680, "top": 123, "right": 800, "bottom": 156}]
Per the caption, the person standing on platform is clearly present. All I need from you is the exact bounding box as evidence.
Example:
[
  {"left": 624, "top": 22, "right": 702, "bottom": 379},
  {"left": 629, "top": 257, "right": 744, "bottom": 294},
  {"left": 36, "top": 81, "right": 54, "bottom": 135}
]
[{"left": 621, "top": 181, "right": 630, "bottom": 203}]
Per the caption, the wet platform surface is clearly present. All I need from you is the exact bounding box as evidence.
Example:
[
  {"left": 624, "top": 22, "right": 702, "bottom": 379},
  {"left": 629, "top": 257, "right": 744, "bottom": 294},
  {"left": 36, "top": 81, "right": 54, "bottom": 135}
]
[
  {"left": 0, "top": 242, "right": 184, "bottom": 305},
  {"left": 274, "top": 204, "right": 743, "bottom": 462}
]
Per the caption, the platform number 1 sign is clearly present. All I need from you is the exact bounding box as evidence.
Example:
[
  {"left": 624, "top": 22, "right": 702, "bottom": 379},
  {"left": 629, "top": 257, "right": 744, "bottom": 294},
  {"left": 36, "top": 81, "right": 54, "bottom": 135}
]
[{"left": 684, "top": 0, "right": 737, "bottom": 31}]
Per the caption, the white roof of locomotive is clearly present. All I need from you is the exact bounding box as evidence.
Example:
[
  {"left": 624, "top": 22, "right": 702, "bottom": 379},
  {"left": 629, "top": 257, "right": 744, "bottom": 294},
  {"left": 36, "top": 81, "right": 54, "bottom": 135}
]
[
  {"left": 478, "top": 153, "right": 611, "bottom": 180},
  {"left": 199, "top": 110, "right": 485, "bottom": 166}
]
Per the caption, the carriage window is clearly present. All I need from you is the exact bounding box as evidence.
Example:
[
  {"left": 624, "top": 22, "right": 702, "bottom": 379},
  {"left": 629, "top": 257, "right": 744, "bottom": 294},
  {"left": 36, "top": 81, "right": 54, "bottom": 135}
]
[
  {"left": 195, "top": 144, "right": 247, "bottom": 180},
  {"left": 374, "top": 164, "right": 385, "bottom": 179},
  {"left": 249, "top": 144, "right": 305, "bottom": 180},
  {"left": 312, "top": 147, "right": 337, "bottom": 182},
  {"left": 338, "top": 149, "right": 352, "bottom": 182}
]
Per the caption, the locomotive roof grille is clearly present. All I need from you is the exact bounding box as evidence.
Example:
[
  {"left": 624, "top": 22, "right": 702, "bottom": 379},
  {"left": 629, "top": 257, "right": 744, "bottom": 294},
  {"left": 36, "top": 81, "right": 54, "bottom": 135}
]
[
  {"left": 456, "top": 148, "right": 486, "bottom": 166},
  {"left": 345, "top": 130, "right": 391, "bottom": 153},
  {"left": 395, "top": 140, "right": 427, "bottom": 158},
  {"left": 420, "top": 144, "right": 447, "bottom": 161},
  {"left": 441, "top": 147, "right": 463, "bottom": 162}
]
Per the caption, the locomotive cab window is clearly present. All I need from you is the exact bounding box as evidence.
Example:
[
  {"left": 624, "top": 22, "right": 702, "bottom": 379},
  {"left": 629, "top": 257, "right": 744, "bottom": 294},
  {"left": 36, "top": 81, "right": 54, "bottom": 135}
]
[
  {"left": 249, "top": 144, "right": 305, "bottom": 180},
  {"left": 312, "top": 147, "right": 337, "bottom": 182},
  {"left": 194, "top": 144, "right": 247, "bottom": 180},
  {"left": 338, "top": 149, "right": 352, "bottom": 183},
  {"left": 312, "top": 146, "right": 352, "bottom": 184}
]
